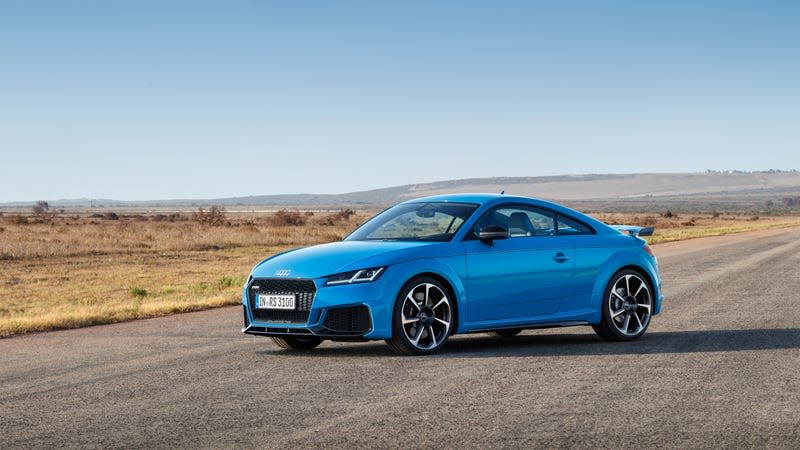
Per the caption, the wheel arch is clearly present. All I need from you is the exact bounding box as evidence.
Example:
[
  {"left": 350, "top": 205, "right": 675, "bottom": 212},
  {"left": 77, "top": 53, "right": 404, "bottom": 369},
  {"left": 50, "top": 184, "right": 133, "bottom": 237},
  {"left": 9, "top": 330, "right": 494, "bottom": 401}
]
[
  {"left": 589, "top": 250, "right": 662, "bottom": 320},
  {"left": 406, "top": 271, "right": 460, "bottom": 335},
  {"left": 615, "top": 264, "right": 656, "bottom": 294},
  {"left": 386, "top": 256, "right": 467, "bottom": 336}
]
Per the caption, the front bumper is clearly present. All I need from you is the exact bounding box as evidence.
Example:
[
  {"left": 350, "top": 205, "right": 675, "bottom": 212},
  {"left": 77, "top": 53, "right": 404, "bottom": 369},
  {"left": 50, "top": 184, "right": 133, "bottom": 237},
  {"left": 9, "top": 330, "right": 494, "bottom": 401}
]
[
  {"left": 242, "top": 304, "right": 373, "bottom": 338},
  {"left": 241, "top": 276, "right": 395, "bottom": 339}
]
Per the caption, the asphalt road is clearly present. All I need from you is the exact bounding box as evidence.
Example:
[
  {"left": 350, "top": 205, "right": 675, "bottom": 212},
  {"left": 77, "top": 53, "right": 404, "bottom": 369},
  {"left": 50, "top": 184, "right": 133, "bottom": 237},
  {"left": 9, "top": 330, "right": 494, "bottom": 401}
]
[{"left": 2, "top": 228, "right": 800, "bottom": 448}]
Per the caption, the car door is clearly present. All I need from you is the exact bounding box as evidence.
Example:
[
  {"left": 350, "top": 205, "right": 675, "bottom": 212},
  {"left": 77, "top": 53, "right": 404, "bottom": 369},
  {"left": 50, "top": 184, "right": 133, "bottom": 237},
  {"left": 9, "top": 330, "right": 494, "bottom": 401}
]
[
  {"left": 463, "top": 205, "right": 576, "bottom": 323},
  {"left": 554, "top": 213, "right": 602, "bottom": 314}
]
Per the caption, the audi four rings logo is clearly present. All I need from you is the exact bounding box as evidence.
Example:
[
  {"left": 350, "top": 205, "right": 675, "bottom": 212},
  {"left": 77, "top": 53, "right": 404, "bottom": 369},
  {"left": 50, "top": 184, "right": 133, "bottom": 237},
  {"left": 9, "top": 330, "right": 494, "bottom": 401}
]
[{"left": 275, "top": 269, "right": 291, "bottom": 277}]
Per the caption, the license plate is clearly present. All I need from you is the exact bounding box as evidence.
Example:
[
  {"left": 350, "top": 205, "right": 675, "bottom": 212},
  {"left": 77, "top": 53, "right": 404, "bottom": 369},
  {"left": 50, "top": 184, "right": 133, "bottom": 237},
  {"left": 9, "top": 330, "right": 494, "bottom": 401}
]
[{"left": 257, "top": 294, "right": 296, "bottom": 310}]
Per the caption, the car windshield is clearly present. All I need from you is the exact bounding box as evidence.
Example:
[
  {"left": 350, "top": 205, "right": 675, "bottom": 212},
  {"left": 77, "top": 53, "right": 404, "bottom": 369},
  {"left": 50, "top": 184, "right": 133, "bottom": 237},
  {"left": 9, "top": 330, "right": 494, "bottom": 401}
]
[{"left": 346, "top": 202, "right": 479, "bottom": 242}]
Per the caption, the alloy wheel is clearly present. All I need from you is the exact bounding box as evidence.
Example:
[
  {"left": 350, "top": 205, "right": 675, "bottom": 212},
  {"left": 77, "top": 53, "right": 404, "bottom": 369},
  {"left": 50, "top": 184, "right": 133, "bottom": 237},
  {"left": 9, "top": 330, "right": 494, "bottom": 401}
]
[
  {"left": 400, "top": 282, "right": 452, "bottom": 351},
  {"left": 608, "top": 274, "right": 652, "bottom": 337}
]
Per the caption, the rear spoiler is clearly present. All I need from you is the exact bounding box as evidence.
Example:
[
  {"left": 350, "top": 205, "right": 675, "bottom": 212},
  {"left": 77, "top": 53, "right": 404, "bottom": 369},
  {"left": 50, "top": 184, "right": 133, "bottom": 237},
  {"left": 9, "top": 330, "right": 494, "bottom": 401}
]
[{"left": 610, "top": 225, "right": 654, "bottom": 238}]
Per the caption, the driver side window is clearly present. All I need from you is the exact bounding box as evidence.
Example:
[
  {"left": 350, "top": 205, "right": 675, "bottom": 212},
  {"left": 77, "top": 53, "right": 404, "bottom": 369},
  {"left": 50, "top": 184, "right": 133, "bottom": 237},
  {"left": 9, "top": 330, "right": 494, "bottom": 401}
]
[{"left": 475, "top": 206, "right": 555, "bottom": 238}]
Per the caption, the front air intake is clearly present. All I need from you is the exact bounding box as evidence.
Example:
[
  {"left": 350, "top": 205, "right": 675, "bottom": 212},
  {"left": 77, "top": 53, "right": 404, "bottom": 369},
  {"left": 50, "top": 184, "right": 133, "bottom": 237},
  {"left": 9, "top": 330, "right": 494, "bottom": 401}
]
[{"left": 322, "top": 306, "right": 371, "bottom": 334}]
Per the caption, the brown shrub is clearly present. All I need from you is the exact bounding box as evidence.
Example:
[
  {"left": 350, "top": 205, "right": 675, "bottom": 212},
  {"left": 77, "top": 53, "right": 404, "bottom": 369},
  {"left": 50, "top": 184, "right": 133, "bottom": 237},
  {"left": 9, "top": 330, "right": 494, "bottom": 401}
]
[
  {"left": 31, "top": 201, "right": 56, "bottom": 223},
  {"left": 10, "top": 215, "right": 28, "bottom": 225},
  {"left": 192, "top": 207, "right": 226, "bottom": 226},
  {"left": 103, "top": 212, "right": 119, "bottom": 220},
  {"left": 267, "top": 210, "right": 307, "bottom": 227},
  {"left": 641, "top": 216, "right": 658, "bottom": 226},
  {"left": 317, "top": 208, "right": 356, "bottom": 226},
  {"left": 151, "top": 213, "right": 182, "bottom": 222}
]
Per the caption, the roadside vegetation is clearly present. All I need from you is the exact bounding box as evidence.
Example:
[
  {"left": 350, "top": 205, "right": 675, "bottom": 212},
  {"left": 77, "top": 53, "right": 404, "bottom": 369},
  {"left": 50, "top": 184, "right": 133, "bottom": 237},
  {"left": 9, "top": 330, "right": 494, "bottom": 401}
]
[
  {"left": 1, "top": 206, "right": 799, "bottom": 337},
  {"left": 0, "top": 208, "right": 364, "bottom": 337},
  {"left": 592, "top": 212, "right": 800, "bottom": 244}
]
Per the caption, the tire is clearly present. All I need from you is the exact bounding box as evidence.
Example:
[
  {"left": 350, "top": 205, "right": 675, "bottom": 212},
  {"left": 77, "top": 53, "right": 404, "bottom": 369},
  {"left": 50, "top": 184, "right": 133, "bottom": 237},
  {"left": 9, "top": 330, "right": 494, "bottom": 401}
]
[
  {"left": 488, "top": 328, "right": 523, "bottom": 338},
  {"left": 271, "top": 336, "right": 324, "bottom": 351},
  {"left": 593, "top": 269, "right": 653, "bottom": 341},
  {"left": 386, "top": 277, "right": 454, "bottom": 356}
]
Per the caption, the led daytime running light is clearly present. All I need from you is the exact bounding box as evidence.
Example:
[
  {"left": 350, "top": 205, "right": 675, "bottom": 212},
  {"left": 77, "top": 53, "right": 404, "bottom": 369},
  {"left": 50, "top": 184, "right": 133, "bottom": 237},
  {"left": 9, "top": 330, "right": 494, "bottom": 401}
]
[{"left": 325, "top": 267, "right": 385, "bottom": 286}]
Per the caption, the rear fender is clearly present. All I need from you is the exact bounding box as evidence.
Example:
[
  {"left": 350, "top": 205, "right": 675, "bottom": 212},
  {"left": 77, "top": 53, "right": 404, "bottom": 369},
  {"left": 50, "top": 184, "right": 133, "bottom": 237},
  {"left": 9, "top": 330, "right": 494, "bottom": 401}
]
[{"left": 589, "top": 250, "right": 663, "bottom": 323}]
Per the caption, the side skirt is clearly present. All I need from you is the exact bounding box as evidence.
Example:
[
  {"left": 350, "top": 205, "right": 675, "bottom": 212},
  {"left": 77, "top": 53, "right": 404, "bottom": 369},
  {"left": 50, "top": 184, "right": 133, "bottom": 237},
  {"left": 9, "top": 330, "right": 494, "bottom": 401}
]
[{"left": 462, "top": 320, "right": 589, "bottom": 334}]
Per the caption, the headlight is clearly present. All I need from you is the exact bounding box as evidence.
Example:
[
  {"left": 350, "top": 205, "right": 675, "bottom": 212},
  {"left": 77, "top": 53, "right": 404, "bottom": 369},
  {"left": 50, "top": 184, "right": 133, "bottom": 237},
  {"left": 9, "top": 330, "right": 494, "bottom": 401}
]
[{"left": 324, "top": 267, "right": 385, "bottom": 286}]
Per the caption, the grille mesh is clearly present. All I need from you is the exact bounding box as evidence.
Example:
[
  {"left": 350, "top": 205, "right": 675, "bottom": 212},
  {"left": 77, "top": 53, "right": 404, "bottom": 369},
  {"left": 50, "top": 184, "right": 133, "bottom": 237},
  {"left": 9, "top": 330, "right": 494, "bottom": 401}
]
[
  {"left": 248, "top": 278, "right": 316, "bottom": 324},
  {"left": 322, "top": 306, "right": 371, "bottom": 334}
]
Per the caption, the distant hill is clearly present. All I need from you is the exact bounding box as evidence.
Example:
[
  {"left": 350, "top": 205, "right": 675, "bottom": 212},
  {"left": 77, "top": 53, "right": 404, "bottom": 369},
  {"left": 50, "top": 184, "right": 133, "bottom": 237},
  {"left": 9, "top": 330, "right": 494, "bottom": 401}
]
[{"left": 3, "top": 171, "right": 800, "bottom": 212}]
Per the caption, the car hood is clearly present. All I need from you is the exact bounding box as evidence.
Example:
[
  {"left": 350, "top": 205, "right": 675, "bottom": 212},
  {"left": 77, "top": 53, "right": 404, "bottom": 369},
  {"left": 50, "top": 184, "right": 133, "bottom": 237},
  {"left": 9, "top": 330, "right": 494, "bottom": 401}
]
[{"left": 251, "top": 240, "right": 457, "bottom": 279}]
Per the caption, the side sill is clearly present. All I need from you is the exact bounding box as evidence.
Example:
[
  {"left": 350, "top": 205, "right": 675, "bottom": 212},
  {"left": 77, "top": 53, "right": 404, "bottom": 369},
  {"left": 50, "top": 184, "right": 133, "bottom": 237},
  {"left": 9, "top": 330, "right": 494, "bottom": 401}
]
[{"left": 464, "top": 320, "right": 589, "bottom": 334}]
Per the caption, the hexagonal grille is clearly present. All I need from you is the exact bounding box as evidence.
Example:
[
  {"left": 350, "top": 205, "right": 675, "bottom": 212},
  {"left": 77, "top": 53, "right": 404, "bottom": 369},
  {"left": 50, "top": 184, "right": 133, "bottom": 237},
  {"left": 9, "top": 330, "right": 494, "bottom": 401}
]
[{"left": 248, "top": 278, "right": 316, "bottom": 324}]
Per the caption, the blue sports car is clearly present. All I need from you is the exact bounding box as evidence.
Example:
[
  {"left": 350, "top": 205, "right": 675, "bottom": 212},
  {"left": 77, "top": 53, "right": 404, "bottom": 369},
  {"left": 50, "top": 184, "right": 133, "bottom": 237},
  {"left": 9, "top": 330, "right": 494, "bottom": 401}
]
[{"left": 242, "top": 194, "right": 663, "bottom": 355}]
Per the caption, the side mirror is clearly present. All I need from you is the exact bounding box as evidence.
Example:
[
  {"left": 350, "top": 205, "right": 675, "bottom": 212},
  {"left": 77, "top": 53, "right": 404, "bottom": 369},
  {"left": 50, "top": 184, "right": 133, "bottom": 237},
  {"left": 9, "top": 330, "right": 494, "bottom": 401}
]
[{"left": 475, "top": 225, "right": 508, "bottom": 243}]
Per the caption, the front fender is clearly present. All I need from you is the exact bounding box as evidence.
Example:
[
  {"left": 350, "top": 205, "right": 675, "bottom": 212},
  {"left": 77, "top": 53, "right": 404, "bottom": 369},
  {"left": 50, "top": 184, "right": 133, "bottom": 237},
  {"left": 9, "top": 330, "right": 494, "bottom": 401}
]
[
  {"left": 372, "top": 255, "right": 467, "bottom": 336},
  {"left": 589, "top": 250, "right": 663, "bottom": 322}
]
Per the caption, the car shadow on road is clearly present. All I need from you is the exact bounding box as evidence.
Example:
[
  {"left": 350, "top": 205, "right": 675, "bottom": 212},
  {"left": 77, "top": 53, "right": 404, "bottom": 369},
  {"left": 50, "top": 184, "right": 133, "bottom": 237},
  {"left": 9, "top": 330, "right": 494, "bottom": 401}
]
[
  {"left": 438, "top": 328, "right": 800, "bottom": 358},
  {"left": 257, "top": 328, "right": 800, "bottom": 358}
]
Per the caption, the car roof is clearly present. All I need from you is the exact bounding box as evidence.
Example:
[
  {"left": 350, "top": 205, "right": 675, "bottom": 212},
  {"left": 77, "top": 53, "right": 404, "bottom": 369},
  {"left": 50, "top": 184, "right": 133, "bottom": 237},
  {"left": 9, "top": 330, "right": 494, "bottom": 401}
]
[
  {"left": 402, "top": 193, "right": 516, "bottom": 205},
  {"left": 402, "top": 193, "right": 616, "bottom": 235}
]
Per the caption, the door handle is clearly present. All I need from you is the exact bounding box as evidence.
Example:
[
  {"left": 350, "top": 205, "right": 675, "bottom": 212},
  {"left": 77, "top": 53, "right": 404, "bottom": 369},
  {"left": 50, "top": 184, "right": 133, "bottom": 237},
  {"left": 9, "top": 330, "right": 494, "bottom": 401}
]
[{"left": 553, "top": 252, "right": 570, "bottom": 263}]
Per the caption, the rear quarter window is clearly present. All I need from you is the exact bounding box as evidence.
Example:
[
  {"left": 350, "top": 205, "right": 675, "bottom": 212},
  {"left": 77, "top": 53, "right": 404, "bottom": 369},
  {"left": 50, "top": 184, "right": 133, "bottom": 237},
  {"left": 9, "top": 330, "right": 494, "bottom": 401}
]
[{"left": 557, "top": 214, "right": 594, "bottom": 235}]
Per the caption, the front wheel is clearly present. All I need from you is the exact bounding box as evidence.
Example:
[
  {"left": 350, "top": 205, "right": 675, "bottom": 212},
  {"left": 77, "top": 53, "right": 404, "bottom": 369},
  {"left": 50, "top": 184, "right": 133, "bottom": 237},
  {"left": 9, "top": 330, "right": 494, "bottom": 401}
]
[
  {"left": 593, "top": 270, "right": 653, "bottom": 341},
  {"left": 271, "top": 336, "right": 324, "bottom": 351},
  {"left": 386, "top": 277, "right": 454, "bottom": 355}
]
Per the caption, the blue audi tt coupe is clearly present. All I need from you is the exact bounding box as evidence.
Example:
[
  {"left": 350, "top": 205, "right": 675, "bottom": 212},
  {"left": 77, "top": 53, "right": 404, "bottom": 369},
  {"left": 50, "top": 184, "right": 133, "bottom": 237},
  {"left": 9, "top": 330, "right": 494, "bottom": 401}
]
[{"left": 242, "top": 194, "right": 663, "bottom": 355}]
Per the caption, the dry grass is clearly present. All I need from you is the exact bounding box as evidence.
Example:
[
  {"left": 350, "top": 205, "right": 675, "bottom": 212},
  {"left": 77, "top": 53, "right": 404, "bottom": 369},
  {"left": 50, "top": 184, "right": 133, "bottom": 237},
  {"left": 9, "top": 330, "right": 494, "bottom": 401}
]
[
  {"left": 0, "top": 217, "right": 348, "bottom": 260},
  {"left": 592, "top": 213, "right": 800, "bottom": 244},
  {"left": 0, "top": 211, "right": 364, "bottom": 337},
  {"left": 2, "top": 210, "right": 799, "bottom": 337}
]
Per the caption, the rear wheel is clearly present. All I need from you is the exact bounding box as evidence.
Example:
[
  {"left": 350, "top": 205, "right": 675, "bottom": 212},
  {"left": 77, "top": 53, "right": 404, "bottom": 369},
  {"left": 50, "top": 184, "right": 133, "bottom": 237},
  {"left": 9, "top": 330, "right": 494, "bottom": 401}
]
[
  {"left": 488, "top": 328, "right": 523, "bottom": 338},
  {"left": 386, "top": 277, "right": 453, "bottom": 356},
  {"left": 271, "top": 336, "right": 324, "bottom": 351},
  {"left": 593, "top": 269, "right": 653, "bottom": 341}
]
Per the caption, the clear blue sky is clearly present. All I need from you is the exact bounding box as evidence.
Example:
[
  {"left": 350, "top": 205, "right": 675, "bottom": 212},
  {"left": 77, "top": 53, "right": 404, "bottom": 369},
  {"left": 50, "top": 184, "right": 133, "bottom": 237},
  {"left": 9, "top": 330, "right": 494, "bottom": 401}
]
[{"left": 1, "top": 1, "right": 798, "bottom": 202}]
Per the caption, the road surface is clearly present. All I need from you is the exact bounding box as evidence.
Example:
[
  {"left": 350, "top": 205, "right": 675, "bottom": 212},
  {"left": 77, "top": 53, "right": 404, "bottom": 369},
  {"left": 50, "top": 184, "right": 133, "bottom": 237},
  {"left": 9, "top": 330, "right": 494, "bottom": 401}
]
[{"left": 2, "top": 228, "right": 799, "bottom": 448}]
